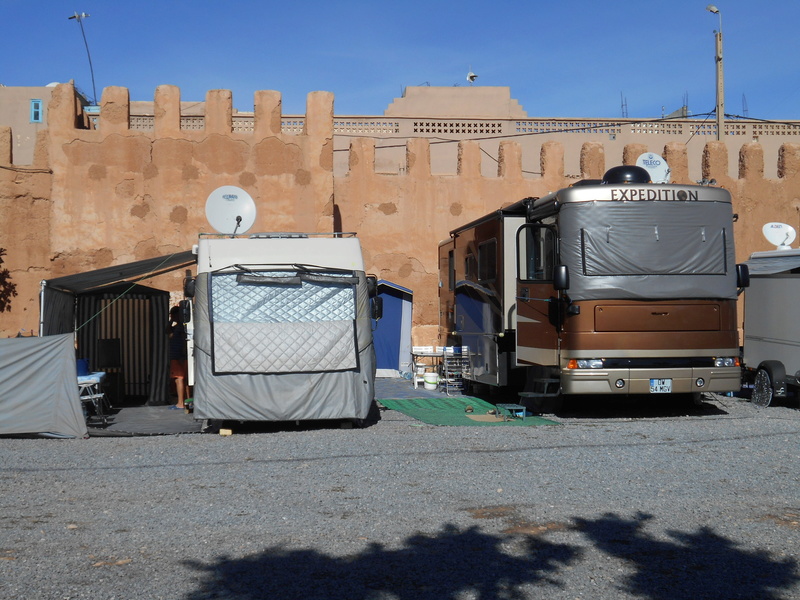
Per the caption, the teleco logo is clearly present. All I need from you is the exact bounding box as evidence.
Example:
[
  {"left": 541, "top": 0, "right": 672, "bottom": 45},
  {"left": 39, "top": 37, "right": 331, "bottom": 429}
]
[
  {"left": 222, "top": 194, "right": 239, "bottom": 201},
  {"left": 641, "top": 153, "right": 661, "bottom": 167}
]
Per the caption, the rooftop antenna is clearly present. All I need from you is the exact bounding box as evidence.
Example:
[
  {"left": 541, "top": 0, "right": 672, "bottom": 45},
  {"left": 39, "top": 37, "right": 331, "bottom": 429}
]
[
  {"left": 762, "top": 222, "right": 796, "bottom": 251},
  {"left": 635, "top": 152, "right": 671, "bottom": 184},
  {"left": 205, "top": 186, "right": 257, "bottom": 237},
  {"left": 742, "top": 94, "right": 749, "bottom": 117},
  {"left": 620, "top": 92, "right": 628, "bottom": 118}
]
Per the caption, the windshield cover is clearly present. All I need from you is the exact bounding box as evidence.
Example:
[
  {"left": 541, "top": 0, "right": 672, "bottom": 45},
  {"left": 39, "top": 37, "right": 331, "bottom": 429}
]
[{"left": 558, "top": 200, "right": 737, "bottom": 301}]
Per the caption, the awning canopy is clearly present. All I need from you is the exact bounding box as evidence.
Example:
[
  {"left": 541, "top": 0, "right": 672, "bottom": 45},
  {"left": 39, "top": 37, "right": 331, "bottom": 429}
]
[
  {"left": 746, "top": 252, "right": 800, "bottom": 275},
  {"left": 45, "top": 251, "right": 195, "bottom": 294}
]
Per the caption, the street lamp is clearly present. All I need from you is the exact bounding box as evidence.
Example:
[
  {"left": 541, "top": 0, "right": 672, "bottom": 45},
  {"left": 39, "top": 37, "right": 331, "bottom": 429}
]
[
  {"left": 68, "top": 11, "right": 98, "bottom": 105},
  {"left": 706, "top": 4, "right": 724, "bottom": 140}
]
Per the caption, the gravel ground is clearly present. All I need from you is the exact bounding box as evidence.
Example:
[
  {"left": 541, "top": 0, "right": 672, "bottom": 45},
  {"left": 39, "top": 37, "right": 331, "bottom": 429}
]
[{"left": 1, "top": 383, "right": 800, "bottom": 600}]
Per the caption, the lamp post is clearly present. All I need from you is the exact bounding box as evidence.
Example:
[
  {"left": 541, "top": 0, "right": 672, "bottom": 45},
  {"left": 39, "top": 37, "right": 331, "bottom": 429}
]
[
  {"left": 706, "top": 4, "right": 724, "bottom": 140},
  {"left": 68, "top": 11, "right": 98, "bottom": 105}
]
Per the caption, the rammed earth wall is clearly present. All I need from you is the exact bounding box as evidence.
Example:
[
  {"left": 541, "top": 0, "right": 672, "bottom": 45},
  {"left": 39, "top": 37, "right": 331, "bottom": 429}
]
[{"left": 1, "top": 83, "right": 798, "bottom": 342}]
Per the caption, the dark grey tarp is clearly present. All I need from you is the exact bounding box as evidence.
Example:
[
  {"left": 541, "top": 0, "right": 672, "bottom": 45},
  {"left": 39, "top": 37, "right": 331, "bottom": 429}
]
[
  {"left": 45, "top": 251, "right": 195, "bottom": 294},
  {"left": 0, "top": 333, "right": 87, "bottom": 438},
  {"left": 558, "top": 201, "right": 738, "bottom": 301},
  {"left": 41, "top": 251, "right": 194, "bottom": 336}
]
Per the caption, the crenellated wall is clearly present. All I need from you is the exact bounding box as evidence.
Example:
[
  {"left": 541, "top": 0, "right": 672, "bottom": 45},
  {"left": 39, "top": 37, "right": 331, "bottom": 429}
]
[
  {"left": 2, "top": 83, "right": 800, "bottom": 342},
  {"left": 1, "top": 82, "right": 335, "bottom": 335}
]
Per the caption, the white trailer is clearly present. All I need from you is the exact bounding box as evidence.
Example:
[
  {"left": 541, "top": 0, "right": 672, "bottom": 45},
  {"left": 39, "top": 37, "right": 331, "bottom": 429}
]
[
  {"left": 743, "top": 231, "right": 800, "bottom": 407},
  {"left": 185, "top": 232, "right": 378, "bottom": 423}
]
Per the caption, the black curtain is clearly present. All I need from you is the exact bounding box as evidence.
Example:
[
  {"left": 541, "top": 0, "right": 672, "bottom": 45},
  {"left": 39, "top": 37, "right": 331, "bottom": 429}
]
[
  {"left": 147, "top": 295, "right": 170, "bottom": 405},
  {"left": 40, "top": 287, "right": 77, "bottom": 336}
]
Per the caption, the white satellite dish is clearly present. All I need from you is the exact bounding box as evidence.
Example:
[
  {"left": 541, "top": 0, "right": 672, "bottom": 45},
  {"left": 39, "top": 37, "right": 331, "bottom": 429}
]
[
  {"left": 466, "top": 71, "right": 478, "bottom": 83},
  {"left": 762, "top": 222, "right": 796, "bottom": 250},
  {"left": 635, "top": 152, "right": 671, "bottom": 183},
  {"left": 205, "top": 186, "right": 256, "bottom": 235}
]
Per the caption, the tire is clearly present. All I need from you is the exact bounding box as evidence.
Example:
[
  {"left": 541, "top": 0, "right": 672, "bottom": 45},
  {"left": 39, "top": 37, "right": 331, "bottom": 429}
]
[{"left": 752, "top": 368, "right": 774, "bottom": 408}]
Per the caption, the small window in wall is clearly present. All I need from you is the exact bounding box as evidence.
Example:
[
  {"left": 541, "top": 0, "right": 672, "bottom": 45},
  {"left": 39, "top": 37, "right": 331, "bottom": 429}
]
[
  {"left": 478, "top": 239, "right": 497, "bottom": 283},
  {"left": 30, "top": 99, "right": 43, "bottom": 123}
]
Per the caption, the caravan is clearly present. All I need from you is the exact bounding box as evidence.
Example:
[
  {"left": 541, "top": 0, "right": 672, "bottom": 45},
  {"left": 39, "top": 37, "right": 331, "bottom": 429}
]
[{"left": 185, "top": 232, "right": 379, "bottom": 423}]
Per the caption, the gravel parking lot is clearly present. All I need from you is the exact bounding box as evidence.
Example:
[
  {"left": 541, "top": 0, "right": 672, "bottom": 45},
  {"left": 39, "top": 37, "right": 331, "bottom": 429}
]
[{"left": 1, "top": 382, "right": 800, "bottom": 599}]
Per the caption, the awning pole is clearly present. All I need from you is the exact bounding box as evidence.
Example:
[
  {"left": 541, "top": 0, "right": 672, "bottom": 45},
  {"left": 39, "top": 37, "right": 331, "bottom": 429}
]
[{"left": 38, "top": 280, "right": 46, "bottom": 337}]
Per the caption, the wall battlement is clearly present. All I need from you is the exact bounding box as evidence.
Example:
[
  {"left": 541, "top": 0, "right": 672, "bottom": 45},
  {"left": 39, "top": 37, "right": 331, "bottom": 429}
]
[{"left": 2, "top": 82, "right": 800, "bottom": 341}]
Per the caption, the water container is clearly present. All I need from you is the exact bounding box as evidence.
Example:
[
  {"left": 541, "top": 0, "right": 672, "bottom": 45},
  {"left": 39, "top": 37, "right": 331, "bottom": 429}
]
[{"left": 423, "top": 372, "right": 439, "bottom": 391}]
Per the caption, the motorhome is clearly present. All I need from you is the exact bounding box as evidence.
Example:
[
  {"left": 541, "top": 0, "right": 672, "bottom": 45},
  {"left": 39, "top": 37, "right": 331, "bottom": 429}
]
[
  {"left": 185, "top": 232, "right": 378, "bottom": 423},
  {"left": 439, "top": 165, "right": 747, "bottom": 402}
]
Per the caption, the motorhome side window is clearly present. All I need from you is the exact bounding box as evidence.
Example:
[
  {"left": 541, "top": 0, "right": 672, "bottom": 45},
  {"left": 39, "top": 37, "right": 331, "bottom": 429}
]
[
  {"left": 465, "top": 253, "right": 477, "bottom": 281},
  {"left": 478, "top": 239, "right": 497, "bottom": 283},
  {"left": 518, "top": 225, "right": 556, "bottom": 282}
]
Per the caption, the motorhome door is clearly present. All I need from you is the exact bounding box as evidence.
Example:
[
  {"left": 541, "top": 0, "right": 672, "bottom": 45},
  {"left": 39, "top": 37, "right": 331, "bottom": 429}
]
[{"left": 515, "top": 224, "right": 559, "bottom": 367}]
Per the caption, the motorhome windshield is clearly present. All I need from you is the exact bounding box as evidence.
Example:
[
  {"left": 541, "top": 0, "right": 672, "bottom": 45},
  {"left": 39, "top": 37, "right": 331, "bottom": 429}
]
[{"left": 557, "top": 200, "right": 737, "bottom": 301}]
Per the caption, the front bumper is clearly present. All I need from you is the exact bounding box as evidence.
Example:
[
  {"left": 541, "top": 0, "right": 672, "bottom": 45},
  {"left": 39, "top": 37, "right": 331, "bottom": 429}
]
[{"left": 560, "top": 366, "right": 741, "bottom": 395}]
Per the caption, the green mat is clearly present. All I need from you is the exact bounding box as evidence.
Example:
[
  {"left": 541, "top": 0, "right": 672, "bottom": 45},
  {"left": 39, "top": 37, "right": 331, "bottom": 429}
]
[{"left": 379, "top": 396, "right": 560, "bottom": 427}]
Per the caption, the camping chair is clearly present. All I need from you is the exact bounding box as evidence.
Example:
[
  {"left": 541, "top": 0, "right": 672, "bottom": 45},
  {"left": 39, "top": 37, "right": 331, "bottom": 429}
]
[{"left": 77, "top": 360, "right": 109, "bottom": 426}]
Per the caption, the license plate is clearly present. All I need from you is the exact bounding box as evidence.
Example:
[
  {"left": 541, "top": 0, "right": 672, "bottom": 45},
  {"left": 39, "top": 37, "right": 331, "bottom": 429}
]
[{"left": 650, "top": 378, "right": 672, "bottom": 393}]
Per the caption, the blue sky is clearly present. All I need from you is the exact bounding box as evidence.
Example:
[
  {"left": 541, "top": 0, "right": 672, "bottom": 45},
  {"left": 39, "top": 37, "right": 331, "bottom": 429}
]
[{"left": 4, "top": 0, "right": 800, "bottom": 120}]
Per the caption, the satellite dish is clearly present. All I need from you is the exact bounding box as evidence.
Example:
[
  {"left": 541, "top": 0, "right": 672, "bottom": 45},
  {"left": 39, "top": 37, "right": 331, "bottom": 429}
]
[
  {"left": 635, "top": 152, "right": 671, "bottom": 183},
  {"left": 205, "top": 186, "right": 256, "bottom": 235},
  {"left": 762, "top": 222, "right": 796, "bottom": 250},
  {"left": 466, "top": 71, "right": 478, "bottom": 83}
]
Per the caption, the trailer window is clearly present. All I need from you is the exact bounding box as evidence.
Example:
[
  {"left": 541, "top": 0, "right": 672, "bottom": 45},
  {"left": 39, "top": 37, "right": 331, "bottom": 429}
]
[
  {"left": 518, "top": 225, "right": 556, "bottom": 282},
  {"left": 478, "top": 239, "right": 497, "bottom": 283}
]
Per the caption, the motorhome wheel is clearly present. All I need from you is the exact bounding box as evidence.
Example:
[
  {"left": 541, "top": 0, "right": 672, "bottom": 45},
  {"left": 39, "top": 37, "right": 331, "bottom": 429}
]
[{"left": 751, "top": 368, "right": 774, "bottom": 408}]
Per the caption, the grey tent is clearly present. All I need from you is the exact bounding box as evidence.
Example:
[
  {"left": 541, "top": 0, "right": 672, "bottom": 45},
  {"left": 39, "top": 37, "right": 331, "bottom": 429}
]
[
  {"left": 39, "top": 251, "right": 195, "bottom": 406},
  {"left": 0, "top": 333, "right": 86, "bottom": 438}
]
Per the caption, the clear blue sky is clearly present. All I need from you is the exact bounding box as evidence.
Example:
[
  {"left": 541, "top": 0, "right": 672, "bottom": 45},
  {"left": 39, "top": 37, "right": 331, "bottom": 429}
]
[{"left": 4, "top": 0, "right": 800, "bottom": 121}]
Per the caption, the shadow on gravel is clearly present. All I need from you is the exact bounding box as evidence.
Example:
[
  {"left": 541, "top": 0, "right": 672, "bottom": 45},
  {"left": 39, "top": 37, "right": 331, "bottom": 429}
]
[
  {"left": 182, "top": 524, "right": 581, "bottom": 599},
  {"left": 467, "top": 385, "right": 732, "bottom": 420},
  {"left": 182, "top": 515, "right": 799, "bottom": 599},
  {"left": 550, "top": 394, "right": 731, "bottom": 420},
  {"left": 207, "top": 401, "right": 385, "bottom": 435},
  {"left": 575, "top": 512, "right": 800, "bottom": 600}
]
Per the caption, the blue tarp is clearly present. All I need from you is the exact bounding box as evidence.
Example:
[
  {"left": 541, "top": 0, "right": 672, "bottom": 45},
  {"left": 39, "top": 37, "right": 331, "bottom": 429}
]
[{"left": 373, "top": 281, "right": 413, "bottom": 376}]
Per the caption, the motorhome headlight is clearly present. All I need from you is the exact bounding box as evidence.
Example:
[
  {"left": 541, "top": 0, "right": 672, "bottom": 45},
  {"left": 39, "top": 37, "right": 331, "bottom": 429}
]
[
  {"left": 568, "top": 359, "right": 604, "bottom": 369},
  {"left": 714, "top": 357, "right": 740, "bottom": 368}
]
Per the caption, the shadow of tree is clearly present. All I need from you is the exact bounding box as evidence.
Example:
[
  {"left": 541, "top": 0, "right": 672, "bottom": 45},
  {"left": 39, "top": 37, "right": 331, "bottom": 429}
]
[
  {"left": 183, "top": 523, "right": 581, "bottom": 599},
  {"left": 0, "top": 247, "right": 17, "bottom": 313},
  {"left": 575, "top": 512, "right": 799, "bottom": 600},
  {"left": 182, "top": 515, "right": 800, "bottom": 599}
]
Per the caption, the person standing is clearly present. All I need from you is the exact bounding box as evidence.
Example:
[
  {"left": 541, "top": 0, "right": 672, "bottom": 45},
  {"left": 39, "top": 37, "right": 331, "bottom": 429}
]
[{"left": 168, "top": 305, "right": 189, "bottom": 410}]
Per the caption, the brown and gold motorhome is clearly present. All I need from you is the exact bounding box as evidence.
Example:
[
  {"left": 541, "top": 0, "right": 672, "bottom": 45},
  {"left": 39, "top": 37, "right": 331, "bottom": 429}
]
[{"left": 439, "top": 165, "right": 748, "bottom": 403}]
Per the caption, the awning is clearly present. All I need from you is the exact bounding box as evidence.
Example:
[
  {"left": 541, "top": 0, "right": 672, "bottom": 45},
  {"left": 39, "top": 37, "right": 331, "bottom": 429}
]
[
  {"left": 44, "top": 251, "right": 195, "bottom": 294},
  {"left": 746, "top": 252, "right": 800, "bottom": 275}
]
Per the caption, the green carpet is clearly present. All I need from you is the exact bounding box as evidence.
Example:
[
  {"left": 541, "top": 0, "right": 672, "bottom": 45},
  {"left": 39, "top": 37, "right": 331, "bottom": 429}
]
[{"left": 379, "top": 396, "right": 560, "bottom": 427}]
